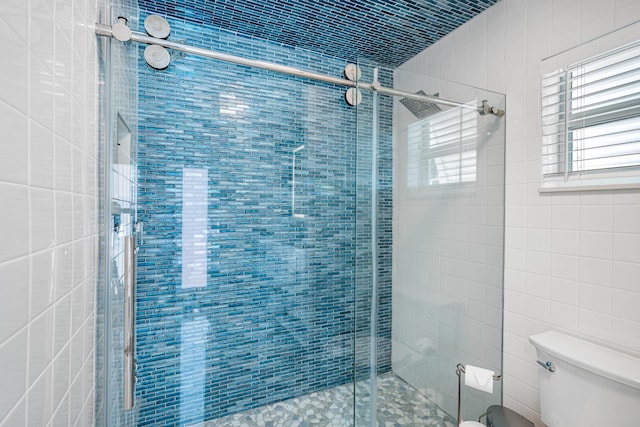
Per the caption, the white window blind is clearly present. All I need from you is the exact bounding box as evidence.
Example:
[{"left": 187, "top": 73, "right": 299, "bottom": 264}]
[
  {"left": 541, "top": 38, "right": 640, "bottom": 190},
  {"left": 407, "top": 105, "right": 477, "bottom": 188}
]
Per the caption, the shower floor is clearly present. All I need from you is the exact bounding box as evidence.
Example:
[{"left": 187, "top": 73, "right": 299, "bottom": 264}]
[{"left": 195, "top": 373, "right": 455, "bottom": 427}]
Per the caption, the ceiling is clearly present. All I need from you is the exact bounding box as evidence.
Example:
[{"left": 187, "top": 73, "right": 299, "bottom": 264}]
[{"left": 138, "top": 0, "right": 499, "bottom": 67}]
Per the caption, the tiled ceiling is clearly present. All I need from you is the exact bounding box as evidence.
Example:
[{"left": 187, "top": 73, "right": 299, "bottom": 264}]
[{"left": 138, "top": 0, "right": 499, "bottom": 67}]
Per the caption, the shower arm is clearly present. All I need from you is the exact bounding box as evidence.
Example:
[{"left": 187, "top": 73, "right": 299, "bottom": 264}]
[{"left": 95, "top": 22, "right": 505, "bottom": 117}]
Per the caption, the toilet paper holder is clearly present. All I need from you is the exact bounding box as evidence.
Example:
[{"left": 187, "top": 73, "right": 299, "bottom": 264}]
[{"left": 456, "top": 363, "right": 503, "bottom": 426}]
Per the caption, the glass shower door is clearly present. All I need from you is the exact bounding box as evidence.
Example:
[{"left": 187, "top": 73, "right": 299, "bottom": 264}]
[
  {"left": 133, "top": 76, "right": 358, "bottom": 427},
  {"left": 98, "top": 12, "right": 377, "bottom": 427},
  {"left": 95, "top": 4, "right": 141, "bottom": 425}
]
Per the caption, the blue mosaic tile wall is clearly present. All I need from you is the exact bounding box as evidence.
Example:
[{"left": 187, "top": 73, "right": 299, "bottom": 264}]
[
  {"left": 137, "top": 0, "right": 499, "bottom": 67},
  {"left": 135, "top": 16, "right": 392, "bottom": 426}
]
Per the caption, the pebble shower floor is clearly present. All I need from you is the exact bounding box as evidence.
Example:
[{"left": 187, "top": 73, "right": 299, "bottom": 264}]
[{"left": 190, "top": 374, "right": 455, "bottom": 427}]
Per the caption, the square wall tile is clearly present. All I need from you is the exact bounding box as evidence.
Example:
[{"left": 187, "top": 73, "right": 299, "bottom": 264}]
[{"left": 0, "top": 183, "right": 29, "bottom": 262}]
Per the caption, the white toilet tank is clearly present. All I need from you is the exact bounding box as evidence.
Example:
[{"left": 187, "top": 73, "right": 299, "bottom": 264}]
[{"left": 529, "top": 331, "right": 640, "bottom": 427}]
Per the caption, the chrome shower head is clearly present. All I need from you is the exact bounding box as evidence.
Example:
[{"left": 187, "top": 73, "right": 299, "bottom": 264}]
[{"left": 399, "top": 90, "right": 442, "bottom": 119}]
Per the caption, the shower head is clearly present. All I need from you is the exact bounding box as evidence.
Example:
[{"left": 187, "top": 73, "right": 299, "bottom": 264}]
[{"left": 399, "top": 90, "right": 442, "bottom": 119}]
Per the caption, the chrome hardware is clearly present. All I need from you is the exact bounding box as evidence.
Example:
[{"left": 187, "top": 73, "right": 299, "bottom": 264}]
[
  {"left": 112, "top": 17, "right": 132, "bottom": 42},
  {"left": 94, "top": 23, "right": 506, "bottom": 116},
  {"left": 479, "top": 99, "right": 506, "bottom": 117},
  {"left": 537, "top": 360, "right": 556, "bottom": 372},
  {"left": 344, "top": 87, "right": 362, "bottom": 106},
  {"left": 123, "top": 236, "right": 136, "bottom": 410},
  {"left": 456, "top": 363, "right": 503, "bottom": 426}
]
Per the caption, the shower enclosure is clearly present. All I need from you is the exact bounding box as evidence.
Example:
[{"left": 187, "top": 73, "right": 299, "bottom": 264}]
[{"left": 96, "top": 3, "right": 505, "bottom": 426}]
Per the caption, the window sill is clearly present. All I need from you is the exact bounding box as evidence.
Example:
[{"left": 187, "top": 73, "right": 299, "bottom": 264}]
[{"left": 539, "top": 181, "right": 640, "bottom": 193}]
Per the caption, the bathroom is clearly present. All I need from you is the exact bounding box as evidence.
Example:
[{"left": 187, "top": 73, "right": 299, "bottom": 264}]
[{"left": 1, "top": 0, "right": 640, "bottom": 426}]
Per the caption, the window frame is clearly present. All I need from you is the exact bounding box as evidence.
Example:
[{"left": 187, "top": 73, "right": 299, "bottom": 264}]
[{"left": 539, "top": 22, "right": 640, "bottom": 192}]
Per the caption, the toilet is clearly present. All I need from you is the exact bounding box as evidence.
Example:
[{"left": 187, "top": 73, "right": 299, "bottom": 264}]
[{"left": 529, "top": 331, "right": 640, "bottom": 427}]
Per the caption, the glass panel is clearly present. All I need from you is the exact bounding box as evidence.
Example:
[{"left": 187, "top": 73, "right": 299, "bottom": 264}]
[
  {"left": 96, "top": 2, "right": 140, "bottom": 426},
  {"left": 354, "top": 62, "right": 395, "bottom": 426},
  {"left": 99, "top": 9, "right": 505, "bottom": 427},
  {"left": 99, "top": 13, "right": 370, "bottom": 427},
  {"left": 356, "top": 67, "right": 505, "bottom": 425},
  {"left": 570, "top": 117, "right": 640, "bottom": 172}
]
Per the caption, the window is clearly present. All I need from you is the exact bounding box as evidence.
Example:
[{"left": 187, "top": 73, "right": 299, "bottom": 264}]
[
  {"left": 541, "top": 35, "right": 640, "bottom": 190},
  {"left": 407, "top": 105, "right": 478, "bottom": 188}
]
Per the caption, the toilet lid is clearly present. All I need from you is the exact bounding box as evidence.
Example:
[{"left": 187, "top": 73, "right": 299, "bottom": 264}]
[{"left": 460, "top": 421, "right": 485, "bottom": 427}]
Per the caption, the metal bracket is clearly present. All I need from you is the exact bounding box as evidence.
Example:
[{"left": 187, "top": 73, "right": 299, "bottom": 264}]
[
  {"left": 345, "top": 87, "right": 362, "bottom": 106},
  {"left": 94, "top": 22, "right": 506, "bottom": 117},
  {"left": 112, "top": 17, "right": 132, "bottom": 42},
  {"left": 479, "top": 100, "right": 506, "bottom": 117}
]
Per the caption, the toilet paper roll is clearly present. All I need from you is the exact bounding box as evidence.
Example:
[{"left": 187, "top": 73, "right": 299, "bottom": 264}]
[{"left": 464, "top": 364, "right": 495, "bottom": 393}]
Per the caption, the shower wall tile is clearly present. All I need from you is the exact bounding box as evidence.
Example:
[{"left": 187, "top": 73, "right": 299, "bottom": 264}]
[
  {"left": 0, "top": 17, "right": 28, "bottom": 114},
  {"left": 0, "top": 184, "right": 29, "bottom": 263},
  {"left": 135, "top": 15, "right": 392, "bottom": 426},
  {"left": 30, "top": 121, "right": 56, "bottom": 190},
  {"left": 29, "top": 52, "right": 56, "bottom": 131},
  {"left": 0, "top": 401, "right": 25, "bottom": 427},
  {"left": 0, "top": 101, "right": 28, "bottom": 185},
  {"left": 400, "top": 0, "right": 640, "bottom": 424},
  {"left": 28, "top": 308, "right": 55, "bottom": 385},
  {"left": 30, "top": 188, "right": 56, "bottom": 252},
  {"left": 0, "top": 1, "right": 98, "bottom": 426},
  {"left": 0, "top": 1, "right": 27, "bottom": 43},
  {"left": 0, "top": 259, "right": 30, "bottom": 344},
  {"left": 138, "top": 0, "right": 498, "bottom": 68},
  {"left": 0, "top": 328, "right": 28, "bottom": 423}
]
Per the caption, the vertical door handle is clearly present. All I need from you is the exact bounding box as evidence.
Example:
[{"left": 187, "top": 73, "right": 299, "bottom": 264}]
[{"left": 123, "top": 236, "right": 136, "bottom": 410}]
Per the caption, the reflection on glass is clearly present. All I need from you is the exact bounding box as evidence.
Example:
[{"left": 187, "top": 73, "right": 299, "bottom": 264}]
[
  {"left": 407, "top": 104, "right": 478, "bottom": 188},
  {"left": 182, "top": 168, "right": 208, "bottom": 289},
  {"left": 180, "top": 316, "right": 209, "bottom": 424},
  {"left": 292, "top": 145, "right": 305, "bottom": 218}
]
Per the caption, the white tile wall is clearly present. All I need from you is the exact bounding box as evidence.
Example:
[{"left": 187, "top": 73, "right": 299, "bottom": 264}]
[
  {"left": 399, "top": 0, "right": 640, "bottom": 424},
  {"left": 0, "top": 0, "right": 98, "bottom": 425}
]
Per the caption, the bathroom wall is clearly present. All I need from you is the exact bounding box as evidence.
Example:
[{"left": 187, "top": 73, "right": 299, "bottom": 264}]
[
  {"left": 399, "top": 0, "right": 640, "bottom": 424},
  {"left": 134, "top": 15, "right": 393, "bottom": 426},
  {"left": 0, "top": 0, "right": 98, "bottom": 426}
]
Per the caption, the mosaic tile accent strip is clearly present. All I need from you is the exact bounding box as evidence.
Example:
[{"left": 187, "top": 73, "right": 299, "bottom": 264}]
[
  {"left": 137, "top": 0, "right": 499, "bottom": 67},
  {"left": 191, "top": 374, "right": 456, "bottom": 427},
  {"left": 135, "top": 15, "right": 393, "bottom": 427}
]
